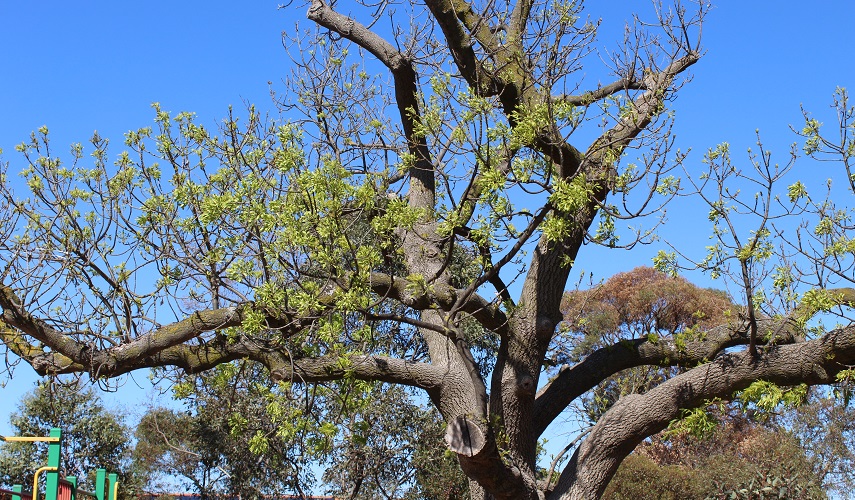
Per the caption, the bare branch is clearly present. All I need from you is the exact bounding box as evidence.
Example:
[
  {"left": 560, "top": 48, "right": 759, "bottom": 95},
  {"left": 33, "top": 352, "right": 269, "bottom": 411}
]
[
  {"left": 307, "top": 0, "right": 435, "bottom": 209},
  {"left": 558, "top": 78, "right": 647, "bottom": 107}
]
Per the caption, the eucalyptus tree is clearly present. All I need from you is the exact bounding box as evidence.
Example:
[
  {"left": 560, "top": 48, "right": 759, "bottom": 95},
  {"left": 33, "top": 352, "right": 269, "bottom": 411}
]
[
  {"left": 558, "top": 266, "right": 737, "bottom": 422},
  {"left": 1, "top": 0, "right": 855, "bottom": 498},
  {"left": 134, "top": 408, "right": 230, "bottom": 498},
  {"left": 137, "top": 363, "right": 462, "bottom": 499},
  {"left": 0, "top": 381, "right": 138, "bottom": 498}
]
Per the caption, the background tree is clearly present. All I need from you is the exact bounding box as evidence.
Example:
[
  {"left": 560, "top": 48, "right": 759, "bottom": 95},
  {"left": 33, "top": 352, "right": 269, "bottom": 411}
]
[
  {"left": 322, "top": 383, "right": 468, "bottom": 499},
  {"left": 134, "top": 408, "right": 229, "bottom": 498},
  {"left": 781, "top": 393, "right": 855, "bottom": 497},
  {"left": 605, "top": 414, "right": 824, "bottom": 499},
  {"left": 138, "top": 363, "right": 468, "bottom": 499},
  {"left": 559, "top": 268, "right": 828, "bottom": 498},
  {"left": 135, "top": 362, "right": 315, "bottom": 498},
  {"left": 557, "top": 266, "right": 736, "bottom": 422},
  {"left": 553, "top": 267, "right": 852, "bottom": 498},
  {"left": 1, "top": 1, "right": 854, "bottom": 498},
  {"left": 0, "top": 380, "right": 139, "bottom": 498}
]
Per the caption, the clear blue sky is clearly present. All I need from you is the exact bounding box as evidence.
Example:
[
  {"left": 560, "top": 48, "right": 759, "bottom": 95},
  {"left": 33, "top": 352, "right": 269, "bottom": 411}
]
[{"left": 0, "top": 0, "right": 852, "bottom": 452}]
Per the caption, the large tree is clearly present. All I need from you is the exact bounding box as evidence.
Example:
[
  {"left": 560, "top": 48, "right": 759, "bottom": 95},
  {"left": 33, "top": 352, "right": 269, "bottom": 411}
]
[{"left": 1, "top": 0, "right": 854, "bottom": 498}]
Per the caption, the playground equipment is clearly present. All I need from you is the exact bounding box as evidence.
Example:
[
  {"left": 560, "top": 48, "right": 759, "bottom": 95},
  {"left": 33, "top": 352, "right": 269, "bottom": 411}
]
[{"left": 0, "top": 428, "right": 119, "bottom": 500}]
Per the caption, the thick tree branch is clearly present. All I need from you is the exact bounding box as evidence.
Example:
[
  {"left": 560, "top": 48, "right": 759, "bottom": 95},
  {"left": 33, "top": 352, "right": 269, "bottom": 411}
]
[
  {"left": 268, "top": 353, "right": 445, "bottom": 391},
  {"left": 585, "top": 52, "right": 699, "bottom": 160},
  {"left": 0, "top": 282, "right": 260, "bottom": 371},
  {"left": 445, "top": 416, "right": 542, "bottom": 500},
  {"left": 508, "top": 0, "right": 533, "bottom": 47},
  {"left": 369, "top": 272, "right": 509, "bottom": 336},
  {"left": 0, "top": 284, "right": 98, "bottom": 368},
  {"left": 0, "top": 323, "right": 85, "bottom": 373},
  {"left": 1, "top": 315, "right": 445, "bottom": 392},
  {"left": 516, "top": 50, "right": 701, "bottom": 340},
  {"left": 0, "top": 266, "right": 512, "bottom": 375},
  {"left": 0, "top": 327, "right": 248, "bottom": 378},
  {"left": 306, "top": 0, "right": 407, "bottom": 73},
  {"left": 549, "top": 323, "right": 855, "bottom": 499},
  {"left": 532, "top": 316, "right": 801, "bottom": 436},
  {"left": 423, "top": 0, "right": 500, "bottom": 95}
]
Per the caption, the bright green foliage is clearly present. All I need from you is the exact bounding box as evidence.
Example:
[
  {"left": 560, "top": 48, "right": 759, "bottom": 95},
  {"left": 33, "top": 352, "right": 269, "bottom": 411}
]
[
  {"left": 797, "top": 289, "right": 846, "bottom": 325},
  {"left": 802, "top": 118, "right": 823, "bottom": 155},
  {"left": 665, "top": 400, "right": 726, "bottom": 439},
  {"left": 788, "top": 181, "right": 809, "bottom": 203},
  {"left": 510, "top": 102, "right": 553, "bottom": 149},
  {"left": 2, "top": 101, "right": 423, "bottom": 366},
  {"left": 665, "top": 382, "right": 809, "bottom": 438},
  {"left": 735, "top": 228, "right": 773, "bottom": 263},
  {"left": 656, "top": 175, "right": 680, "bottom": 196},
  {"left": 549, "top": 175, "right": 591, "bottom": 213},
  {"left": 653, "top": 250, "right": 679, "bottom": 277},
  {"left": 738, "top": 381, "right": 807, "bottom": 413}
]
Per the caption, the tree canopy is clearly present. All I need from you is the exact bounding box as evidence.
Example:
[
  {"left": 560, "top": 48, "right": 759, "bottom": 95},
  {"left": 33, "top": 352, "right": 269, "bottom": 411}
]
[
  {"left": 0, "top": 0, "right": 854, "bottom": 498},
  {"left": 136, "top": 361, "right": 465, "bottom": 498},
  {"left": 0, "top": 381, "right": 138, "bottom": 498}
]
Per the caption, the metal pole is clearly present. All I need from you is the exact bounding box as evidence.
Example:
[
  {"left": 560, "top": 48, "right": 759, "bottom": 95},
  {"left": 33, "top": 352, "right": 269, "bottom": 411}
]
[
  {"left": 94, "top": 469, "right": 106, "bottom": 500},
  {"left": 66, "top": 476, "right": 77, "bottom": 500},
  {"left": 45, "top": 428, "right": 62, "bottom": 500}
]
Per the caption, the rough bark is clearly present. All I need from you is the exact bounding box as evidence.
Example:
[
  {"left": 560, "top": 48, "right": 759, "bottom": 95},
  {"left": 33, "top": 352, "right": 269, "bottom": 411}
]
[{"left": 549, "top": 324, "right": 855, "bottom": 499}]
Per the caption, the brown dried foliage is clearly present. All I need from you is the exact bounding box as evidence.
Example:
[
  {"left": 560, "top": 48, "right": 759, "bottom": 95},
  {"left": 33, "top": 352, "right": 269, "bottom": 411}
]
[{"left": 557, "top": 266, "right": 736, "bottom": 362}]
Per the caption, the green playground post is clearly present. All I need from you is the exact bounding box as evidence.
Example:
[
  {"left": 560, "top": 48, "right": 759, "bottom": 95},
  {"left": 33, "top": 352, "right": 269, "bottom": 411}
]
[
  {"left": 12, "top": 484, "right": 22, "bottom": 500},
  {"left": 66, "top": 476, "right": 77, "bottom": 500},
  {"left": 106, "top": 474, "right": 117, "bottom": 500},
  {"left": 94, "top": 469, "right": 106, "bottom": 500},
  {"left": 45, "top": 428, "right": 62, "bottom": 500}
]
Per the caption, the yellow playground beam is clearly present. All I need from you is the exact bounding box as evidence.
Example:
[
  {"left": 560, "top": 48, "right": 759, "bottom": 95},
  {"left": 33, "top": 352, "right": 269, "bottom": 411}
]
[{"left": 0, "top": 435, "right": 61, "bottom": 443}]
